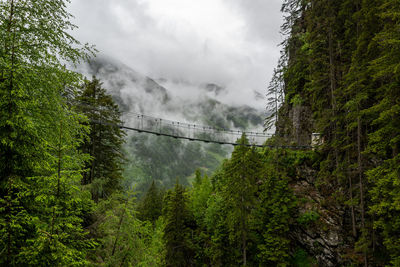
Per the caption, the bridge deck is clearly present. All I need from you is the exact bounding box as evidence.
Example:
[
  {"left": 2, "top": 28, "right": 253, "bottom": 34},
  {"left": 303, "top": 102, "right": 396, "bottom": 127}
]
[{"left": 92, "top": 112, "right": 311, "bottom": 149}]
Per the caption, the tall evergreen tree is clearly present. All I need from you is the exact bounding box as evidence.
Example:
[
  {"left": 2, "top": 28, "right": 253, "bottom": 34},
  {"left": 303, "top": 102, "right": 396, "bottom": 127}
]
[
  {"left": 189, "top": 171, "right": 213, "bottom": 265},
  {"left": 220, "top": 134, "right": 263, "bottom": 266},
  {"left": 137, "top": 180, "right": 163, "bottom": 225},
  {"left": 272, "top": 0, "right": 400, "bottom": 264},
  {"left": 265, "top": 67, "right": 284, "bottom": 131},
  {"left": 77, "top": 77, "right": 125, "bottom": 201},
  {"left": 253, "top": 150, "right": 297, "bottom": 266},
  {"left": 163, "top": 182, "right": 195, "bottom": 267},
  {"left": 366, "top": 0, "right": 400, "bottom": 264}
]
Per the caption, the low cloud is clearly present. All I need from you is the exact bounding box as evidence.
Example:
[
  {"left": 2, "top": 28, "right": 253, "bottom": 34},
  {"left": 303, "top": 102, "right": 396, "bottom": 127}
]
[{"left": 68, "top": 0, "right": 284, "bottom": 110}]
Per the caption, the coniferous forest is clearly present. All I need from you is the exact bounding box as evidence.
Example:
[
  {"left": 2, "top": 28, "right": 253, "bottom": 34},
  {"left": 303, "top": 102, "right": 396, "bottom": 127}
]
[{"left": 1, "top": 0, "right": 400, "bottom": 266}]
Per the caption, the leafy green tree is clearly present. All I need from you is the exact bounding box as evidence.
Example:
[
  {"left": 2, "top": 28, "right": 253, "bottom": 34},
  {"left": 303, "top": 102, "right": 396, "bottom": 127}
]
[
  {"left": 15, "top": 110, "right": 95, "bottom": 266},
  {"left": 77, "top": 77, "right": 125, "bottom": 201},
  {"left": 0, "top": 0, "right": 93, "bottom": 265},
  {"left": 90, "top": 191, "right": 164, "bottom": 266}
]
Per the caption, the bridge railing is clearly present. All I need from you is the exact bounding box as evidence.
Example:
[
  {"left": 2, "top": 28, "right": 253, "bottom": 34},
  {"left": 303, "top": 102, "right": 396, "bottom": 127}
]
[{"left": 124, "top": 113, "right": 273, "bottom": 146}]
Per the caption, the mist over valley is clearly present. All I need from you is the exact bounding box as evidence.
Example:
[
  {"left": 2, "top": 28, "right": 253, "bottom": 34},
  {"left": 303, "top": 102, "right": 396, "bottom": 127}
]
[{"left": 77, "top": 55, "right": 266, "bottom": 191}]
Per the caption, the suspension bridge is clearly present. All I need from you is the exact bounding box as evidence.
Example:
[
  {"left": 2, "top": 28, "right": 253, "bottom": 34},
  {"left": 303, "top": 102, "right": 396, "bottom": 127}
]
[{"left": 93, "top": 112, "right": 311, "bottom": 149}]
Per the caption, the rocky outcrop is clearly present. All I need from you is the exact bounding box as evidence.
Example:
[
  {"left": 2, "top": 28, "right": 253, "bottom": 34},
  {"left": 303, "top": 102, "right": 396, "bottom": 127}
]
[
  {"left": 290, "top": 159, "right": 344, "bottom": 266},
  {"left": 276, "top": 102, "right": 313, "bottom": 147}
]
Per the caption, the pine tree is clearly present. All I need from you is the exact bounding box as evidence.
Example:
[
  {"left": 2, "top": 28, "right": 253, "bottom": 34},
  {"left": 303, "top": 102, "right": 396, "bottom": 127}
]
[
  {"left": 366, "top": 0, "right": 400, "bottom": 264},
  {"left": 272, "top": 0, "right": 400, "bottom": 264},
  {"left": 253, "top": 149, "right": 297, "bottom": 266},
  {"left": 189, "top": 171, "right": 213, "bottom": 265},
  {"left": 14, "top": 106, "right": 95, "bottom": 266},
  {"left": 204, "top": 192, "right": 232, "bottom": 266},
  {"left": 137, "top": 180, "right": 163, "bottom": 225},
  {"left": 265, "top": 66, "right": 284, "bottom": 131},
  {"left": 220, "top": 134, "right": 263, "bottom": 266},
  {"left": 163, "top": 182, "right": 195, "bottom": 267},
  {"left": 77, "top": 77, "right": 125, "bottom": 201}
]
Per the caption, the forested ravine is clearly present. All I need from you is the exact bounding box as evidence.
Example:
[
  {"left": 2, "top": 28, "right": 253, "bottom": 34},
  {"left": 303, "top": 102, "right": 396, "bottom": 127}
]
[{"left": 1, "top": 0, "right": 400, "bottom": 266}]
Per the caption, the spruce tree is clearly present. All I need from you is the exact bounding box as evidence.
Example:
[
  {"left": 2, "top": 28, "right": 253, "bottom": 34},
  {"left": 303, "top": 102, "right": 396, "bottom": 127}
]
[
  {"left": 272, "top": 0, "right": 400, "bottom": 264},
  {"left": 265, "top": 67, "right": 284, "bottom": 131},
  {"left": 137, "top": 180, "right": 163, "bottom": 224},
  {"left": 253, "top": 150, "right": 297, "bottom": 265},
  {"left": 204, "top": 191, "right": 232, "bottom": 266},
  {"left": 77, "top": 77, "right": 125, "bottom": 201},
  {"left": 163, "top": 182, "right": 195, "bottom": 267},
  {"left": 366, "top": 0, "right": 400, "bottom": 264},
  {"left": 189, "top": 171, "right": 213, "bottom": 265},
  {"left": 220, "top": 134, "right": 263, "bottom": 266}
]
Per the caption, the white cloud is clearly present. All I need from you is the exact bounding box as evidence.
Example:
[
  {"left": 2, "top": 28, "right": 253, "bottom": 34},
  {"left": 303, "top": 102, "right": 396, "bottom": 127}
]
[{"left": 68, "top": 0, "right": 284, "bottom": 109}]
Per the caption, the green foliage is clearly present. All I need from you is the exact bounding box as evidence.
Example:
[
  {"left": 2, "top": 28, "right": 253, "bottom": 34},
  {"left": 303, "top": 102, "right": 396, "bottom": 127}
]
[
  {"left": 271, "top": 0, "right": 400, "bottom": 264},
  {"left": 188, "top": 171, "right": 214, "bottom": 265},
  {"left": 190, "top": 171, "right": 212, "bottom": 223},
  {"left": 290, "top": 94, "right": 303, "bottom": 107},
  {"left": 203, "top": 192, "right": 231, "bottom": 266},
  {"left": 291, "top": 249, "right": 315, "bottom": 267},
  {"left": 195, "top": 138, "right": 300, "bottom": 266},
  {"left": 365, "top": 1, "right": 400, "bottom": 263},
  {"left": 253, "top": 149, "right": 298, "bottom": 266},
  {"left": 89, "top": 191, "right": 164, "bottom": 266},
  {"left": 297, "top": 211, "right": 320, "bottom": 225},
  {"left": 218, "top": 135, "right": 263, "bottom": 265},
  {"left": 137, "top": 180, "right": 163, "bottom": 224},
  {"left": 77, "top": 77, "right": 126, "bottom": 201},
  {"left": 367, "top": 155, "right": 400, "bottom": 262},
  {"left": 1, "top": 0, "right": 400, "bottom": 265},
  {"left": 163, "top": 182, "right": 195, "bottom": 267},
  {"left": 0, "top": 0, "right": 94, "bottom": 265}
]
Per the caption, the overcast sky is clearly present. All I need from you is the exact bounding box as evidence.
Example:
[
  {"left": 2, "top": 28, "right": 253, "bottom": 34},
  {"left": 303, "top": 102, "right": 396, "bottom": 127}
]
[{"left": 68, "top": 0, "right": 284, "bottom": 109}]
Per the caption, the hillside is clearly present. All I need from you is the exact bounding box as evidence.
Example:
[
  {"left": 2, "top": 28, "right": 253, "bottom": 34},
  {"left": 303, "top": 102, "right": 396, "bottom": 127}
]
[
  {"left": 1, "top": 1, "right": 399, "bottom": 266},
  {"left": 77, "top": 56, "right": 266, "bottom": 191}
]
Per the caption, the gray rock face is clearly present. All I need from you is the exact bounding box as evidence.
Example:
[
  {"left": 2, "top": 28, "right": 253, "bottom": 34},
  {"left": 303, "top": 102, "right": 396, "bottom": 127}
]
[
  {"left": 275, "top": 99, "right": 350, "bottom": 265},
  {"left": 291, "top": 161, "right": 343, "bottom": 266},
  {"left": 276, "top": 102, "right": 312, "bottom": 146},
  {"left": 291, "top": 105, "right": 312, "bottom": 146}
]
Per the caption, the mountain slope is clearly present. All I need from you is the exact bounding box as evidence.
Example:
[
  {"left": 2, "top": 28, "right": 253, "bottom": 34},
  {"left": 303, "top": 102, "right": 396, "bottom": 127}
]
[{"left": 78, "top": 56, "right": 266, "bottom": 192}]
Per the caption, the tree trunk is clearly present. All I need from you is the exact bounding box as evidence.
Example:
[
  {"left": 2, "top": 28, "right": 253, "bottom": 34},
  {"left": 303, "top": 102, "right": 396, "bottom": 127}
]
[
  {"left": 328, "top": 24, "right": 340, "bottom": 174},
  {"left": 347, "top": 149, "right": 356, "bottom": 237},
  {"left": 241, "top": 195, "right": 247, "bottom": 266},
  {"left": 357, "top": 116, "right": 367, "bottom": 267},
  {"left": 5, "top": 1, "right": 16, "bottom": 264},
  {"left": 51, "top": 121, "right": 63, "bottom": 237},
  {"left": 112, "top": 198, "right": 129, "bottom": 257}
]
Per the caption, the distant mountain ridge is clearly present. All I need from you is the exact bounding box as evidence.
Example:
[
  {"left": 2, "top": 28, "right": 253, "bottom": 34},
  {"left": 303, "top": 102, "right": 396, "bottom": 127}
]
[
  {"left": 77, "top": 55, "right": 266, "bottom": 191},
  {"left": 78, "top": 55, "right": 265, "bottom": 130}
]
